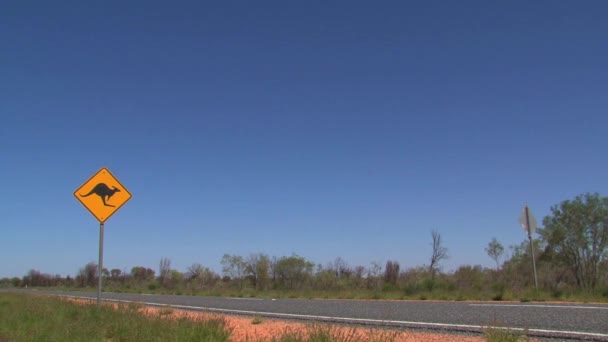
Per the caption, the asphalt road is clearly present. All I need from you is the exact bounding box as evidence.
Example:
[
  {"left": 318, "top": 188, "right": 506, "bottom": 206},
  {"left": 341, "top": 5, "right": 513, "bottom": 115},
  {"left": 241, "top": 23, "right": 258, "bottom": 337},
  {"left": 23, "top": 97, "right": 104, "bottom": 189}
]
[{"left": 9, "top": 289, "right": 608, "bottom": 340}]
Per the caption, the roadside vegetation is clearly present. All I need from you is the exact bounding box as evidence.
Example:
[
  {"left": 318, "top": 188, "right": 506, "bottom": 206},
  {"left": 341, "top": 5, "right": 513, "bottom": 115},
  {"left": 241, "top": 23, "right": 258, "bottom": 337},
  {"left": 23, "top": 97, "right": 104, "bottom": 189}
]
[
  {"left": 483, "top": 327, "right": 528, "bottom": 342},
  {"left": 262, "top": 325, "right": 401, "bottom": 342},
  {"left": 2, "top": 193, "right": 607, "bottom": 303},
  {"left": 482, "top": 322, "right": 530, "bottom": 342},
  {"left": 0, "top": 292, "right": 231, "bottom": 341}
]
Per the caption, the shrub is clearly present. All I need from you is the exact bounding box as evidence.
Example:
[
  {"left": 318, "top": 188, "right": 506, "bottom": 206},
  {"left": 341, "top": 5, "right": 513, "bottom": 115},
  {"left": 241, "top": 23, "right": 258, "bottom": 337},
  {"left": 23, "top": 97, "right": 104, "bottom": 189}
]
[
  {"left": 422, "top": 278, "right": 436, "bottom": 291},
  {"left": 402, "top": 284, "right": 418, "bottom": 296},
  {"left": 551, "top": 289, "right": 563, "bottom": 299},
  {"left": 484, "top": 325, "right": 527, "bottom": 342}
]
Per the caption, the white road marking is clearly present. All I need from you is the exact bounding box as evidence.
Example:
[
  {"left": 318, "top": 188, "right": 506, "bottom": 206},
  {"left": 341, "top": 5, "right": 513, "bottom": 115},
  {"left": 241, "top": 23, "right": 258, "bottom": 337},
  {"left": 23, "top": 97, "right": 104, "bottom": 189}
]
[
  {"left": 470, "top": 303, "right": 608, "bottom": 310},
  {"left": 51, "top": 294, "right": 608, "bottom": 340},
  {"left": 226, "top": 297, "right": 263, "bottom": 301}
]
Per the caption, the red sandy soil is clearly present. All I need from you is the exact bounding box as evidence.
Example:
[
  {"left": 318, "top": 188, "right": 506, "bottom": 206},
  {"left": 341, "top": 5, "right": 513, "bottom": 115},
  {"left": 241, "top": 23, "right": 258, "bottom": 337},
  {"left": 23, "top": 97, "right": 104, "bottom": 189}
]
[{"left": 141, "top": 306, "right": 489, "bottom": 342}]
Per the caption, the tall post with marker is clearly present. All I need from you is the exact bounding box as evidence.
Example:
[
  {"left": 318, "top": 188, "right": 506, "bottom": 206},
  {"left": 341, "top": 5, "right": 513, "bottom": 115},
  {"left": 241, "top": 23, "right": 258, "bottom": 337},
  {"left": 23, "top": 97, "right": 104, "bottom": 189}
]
[
  {"left": 74, "top": 167, "right": 132, "bottom": 306},
  {"left": 98, "top": 222, "right": 104, "bottom": 306},
  {"left": 519, "top": 205, "right": 539, "bottom": 290}
]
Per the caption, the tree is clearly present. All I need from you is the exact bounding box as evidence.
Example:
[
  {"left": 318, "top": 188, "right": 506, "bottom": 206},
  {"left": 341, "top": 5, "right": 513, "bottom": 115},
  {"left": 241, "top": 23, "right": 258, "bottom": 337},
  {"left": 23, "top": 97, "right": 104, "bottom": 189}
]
[
  {"left": 538, "top": 193, "right": 608, "bottom": 290},
  {"left": 245, "top": 253, "right": 271, "bottom": 291},
  {"left": 110, "top": 269, "right": 122, "bottom": 279},
  {"left": 256, "top": 255, "right": 271, "bottom": 291},
  {"left": 274, "top": 254, "right": 314, "bottom": 290},
  {"left": 159, "top": 257, "right": 171, "bottom": 286},
  {"left": 131, "top": 266, "right": 155, "bottom": 281},
  {"left": 453, "top": 265, "right": 484, "bottom": 291},
  {"left": 313, "top": 265, "right": 339, "bottom": 290},
  {"left": 384, "top": 260, "right": 400, "bottom": 285},
  {"left": 351, "top": 265, "right": 366, "bottom": 288},
  {"left": 64, "top": 275, "right": 75, "bottom": 287},
  {"left": 328, "top": 257, "right": 352, "bottom": 279},
  {"left": 169, "top": 270, "right": 184, "bottom": 287},
  {"left": 485, "top": 238, "right": 505, "bottom": 270},
  {"left": 78, "top": 263, "right": 98, "bottom": 287},
  {"left": 501, "top": 239, "right": 545, "bottom": 290},
  {"left": 0, "top": 278, "right": 9, "bottom": 287},
  {"left": 429, "top": 230, "right": 448, "bottom": 280},
  {"left": 353, "top": 265, "right": 366, "bottom": 279},
  {"left": 366, "top": 261, "right": 383, "bottom": 290},
  {"left": 25, "top": 269, "right": 54, "bottom": 287},
  {"left": 11, "top": 277, "right": 22, "bottom": 287},
  {"left": 270, "top": 256, "right": 278, "bottom": 282},
  {"left": 186, "top": 263, "right": 219, "bottom": 288},
  {"left": 221, "top": 254, "right": 247, "bottom": 289}
]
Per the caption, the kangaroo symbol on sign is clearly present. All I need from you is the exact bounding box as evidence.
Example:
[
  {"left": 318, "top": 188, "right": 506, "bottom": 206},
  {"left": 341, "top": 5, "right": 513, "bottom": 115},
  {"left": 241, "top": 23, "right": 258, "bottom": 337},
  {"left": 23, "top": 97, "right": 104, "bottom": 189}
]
[{"left": 80, "top": 183, "right": 121, "bottom": 207}]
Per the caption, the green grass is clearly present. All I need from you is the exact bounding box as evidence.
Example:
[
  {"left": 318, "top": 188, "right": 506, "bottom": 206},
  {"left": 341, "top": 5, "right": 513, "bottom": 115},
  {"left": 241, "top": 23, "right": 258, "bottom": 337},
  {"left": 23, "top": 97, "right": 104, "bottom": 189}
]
[
  {"left": 483, "top": 324, "right": 529, "bottom": 342},
  {"left": 265, "top": 325, "right": 400, "bottom": 342},
  {"left": 0, "top": 292, "right": 231, "bottom": 341}
]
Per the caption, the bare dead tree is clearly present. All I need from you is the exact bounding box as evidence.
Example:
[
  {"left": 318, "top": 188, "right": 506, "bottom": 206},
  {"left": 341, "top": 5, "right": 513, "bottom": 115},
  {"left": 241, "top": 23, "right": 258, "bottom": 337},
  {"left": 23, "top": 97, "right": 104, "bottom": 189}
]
[
  {"left": 159, "top": 257, "right": 171, "bottom": 286},
  {"left": 329, "top": 257, "right": 352, "bottom": 279},
  {"left": 366, "top": 261, "right": 383, "bottom": 291},
  {"left": 429, "top": 230, "right": 448, "bottom": 280}
]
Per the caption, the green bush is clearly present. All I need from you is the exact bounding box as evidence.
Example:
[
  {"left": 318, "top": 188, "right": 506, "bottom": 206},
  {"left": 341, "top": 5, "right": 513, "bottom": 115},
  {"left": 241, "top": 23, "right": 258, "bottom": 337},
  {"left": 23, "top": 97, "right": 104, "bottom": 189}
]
[
  {"left": 551, "top": 289, "right": 563, "bottom": 299},
  {"left": 402, "top": 284, "right": 420, "bottom": 296},
  {"left": 484, "top": 327, "right": 524, "bottom": 342},
  {"left": 382, "top": 283, "right": 398, "bottom": 292},
  {"left": 422, "top": 278, "right": 436, "bottom": 291},
  {"left": 492, "top": 292, "right": 503, "bottom": 301},
  {"left": 519, "top": 289, "right": 545, "bottom": 302}
]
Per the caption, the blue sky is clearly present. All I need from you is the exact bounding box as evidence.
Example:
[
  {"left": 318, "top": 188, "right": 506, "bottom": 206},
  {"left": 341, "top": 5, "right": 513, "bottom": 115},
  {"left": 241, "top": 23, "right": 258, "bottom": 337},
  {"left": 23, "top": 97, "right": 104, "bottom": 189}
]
[{"left": 1, "top": 1, "right": 607, "bottom": 279}]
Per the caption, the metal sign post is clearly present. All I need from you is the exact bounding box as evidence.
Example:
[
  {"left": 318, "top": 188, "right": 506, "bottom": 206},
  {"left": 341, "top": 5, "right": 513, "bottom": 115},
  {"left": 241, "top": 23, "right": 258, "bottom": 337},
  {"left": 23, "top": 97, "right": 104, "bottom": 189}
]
[
  {"left": 75, "top": 167, "right": 131, "bottom": 307},
  {"left": 519, "top": 205, "right": 539, "bottom": 290},
  {"left": 98, "top": 222, "right": 104, "bottom": 306}
]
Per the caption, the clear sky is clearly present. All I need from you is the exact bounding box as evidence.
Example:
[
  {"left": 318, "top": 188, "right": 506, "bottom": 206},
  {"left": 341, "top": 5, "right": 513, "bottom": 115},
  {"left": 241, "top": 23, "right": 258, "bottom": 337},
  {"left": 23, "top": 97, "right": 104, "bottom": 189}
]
[{"left": 1, "top": 1, "right": 607, "bottom": 279}]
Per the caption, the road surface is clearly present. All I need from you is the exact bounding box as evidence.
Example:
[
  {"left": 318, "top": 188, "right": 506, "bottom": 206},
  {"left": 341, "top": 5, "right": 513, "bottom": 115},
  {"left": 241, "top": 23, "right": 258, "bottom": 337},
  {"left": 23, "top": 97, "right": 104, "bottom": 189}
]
[{"left": 9, "top": 289, "right": 608, "bottom": 340}]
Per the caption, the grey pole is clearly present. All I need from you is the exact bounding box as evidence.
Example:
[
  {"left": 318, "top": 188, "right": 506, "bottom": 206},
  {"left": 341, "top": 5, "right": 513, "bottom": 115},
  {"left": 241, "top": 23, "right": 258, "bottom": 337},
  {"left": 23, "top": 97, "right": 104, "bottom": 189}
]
[
  {"left": 98, "top": 222, "right": 104, "bottom": 306},
  {"left": 525, "top": 206, "right": 539, "bottom": 290}
]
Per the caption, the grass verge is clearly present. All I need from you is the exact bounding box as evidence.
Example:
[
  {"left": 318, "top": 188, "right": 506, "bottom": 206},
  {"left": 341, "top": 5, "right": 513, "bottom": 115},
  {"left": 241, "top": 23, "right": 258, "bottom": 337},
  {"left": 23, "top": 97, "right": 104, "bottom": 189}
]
[
  {"left": 0, "top": 292, "right": 231, "bottom": 341},
  {"left": 0, "top": 293, "right": 404, "bottom": 342}
]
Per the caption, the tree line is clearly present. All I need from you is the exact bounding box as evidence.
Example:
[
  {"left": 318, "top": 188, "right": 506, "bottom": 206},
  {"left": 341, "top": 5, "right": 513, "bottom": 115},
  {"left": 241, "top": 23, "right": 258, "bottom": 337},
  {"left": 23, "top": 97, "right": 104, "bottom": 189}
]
[{"left": 2, "top": 193, "right": 607, "bottom": 299}]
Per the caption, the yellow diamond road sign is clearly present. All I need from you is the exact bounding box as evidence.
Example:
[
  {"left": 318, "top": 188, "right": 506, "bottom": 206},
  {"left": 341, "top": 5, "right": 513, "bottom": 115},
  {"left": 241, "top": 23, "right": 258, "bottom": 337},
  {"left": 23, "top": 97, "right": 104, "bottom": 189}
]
[{"left": 74, "top": 167, "right": 131, "bottom": 223}]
